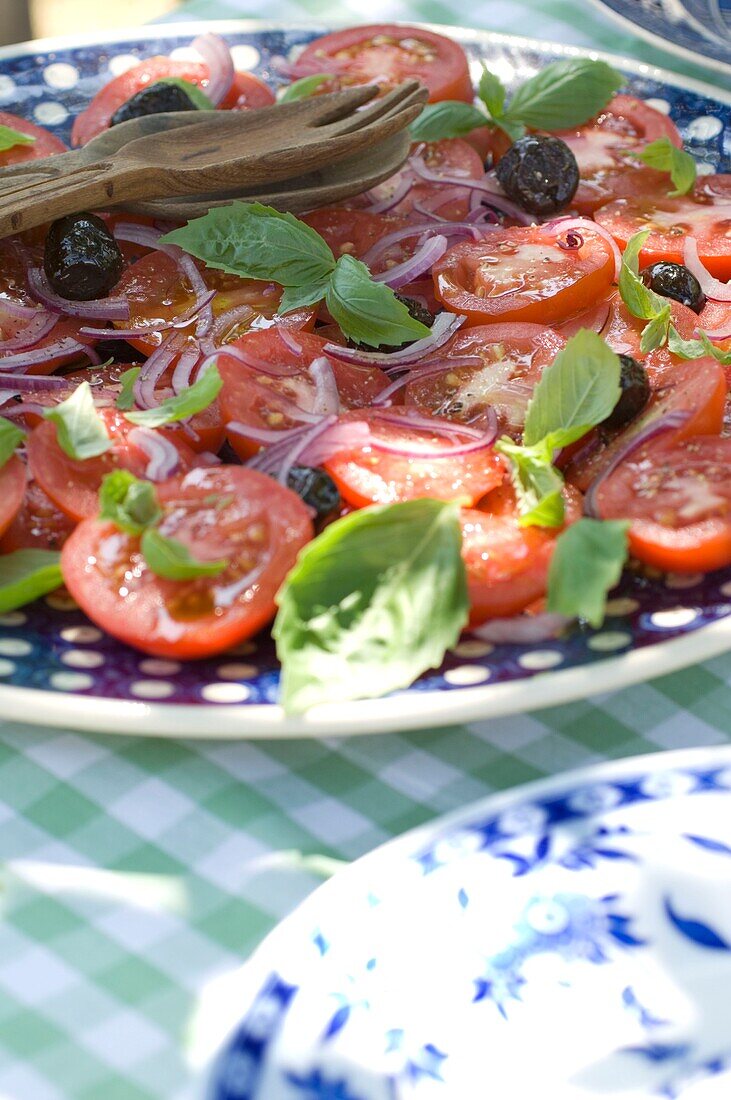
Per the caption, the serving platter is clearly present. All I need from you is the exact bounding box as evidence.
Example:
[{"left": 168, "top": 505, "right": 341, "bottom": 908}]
[
  {"left": 0, "top": 20, "right": 729, "bottom": 738},
  {"left": 206, "top": 746, "right": 731, "bottom": 1098}
]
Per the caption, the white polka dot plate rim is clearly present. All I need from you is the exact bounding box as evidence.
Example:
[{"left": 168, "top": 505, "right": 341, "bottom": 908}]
[
  {"left": 0, "top": 21, "right": 729, "bottom": 738},
  {"left": 204, "top": 745, "right": 731, "bottom": 1098}
]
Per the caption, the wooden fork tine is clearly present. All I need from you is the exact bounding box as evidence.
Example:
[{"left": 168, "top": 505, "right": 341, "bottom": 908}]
[
  {"left": 326, "top": 81, "right": 427, "bottom": 135},
  {"left": 296, "top": 83, "right": 378, "bottom": 127}
]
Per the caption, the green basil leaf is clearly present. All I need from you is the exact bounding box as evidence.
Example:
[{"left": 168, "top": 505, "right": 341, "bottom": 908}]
[
  {"left": 667, "top": 325, "right": 731, "bottom": 365},
  {"left": 496, "top": 437, "right": 566, "bottom": 528},
  {"left": 409, "top": 100, "right": 488, "bottom": 142},
  {"left": 125, "top": 365, "right": 222, "bottom": 427},
  {"left": 618, "top": 228, "right": 665, "bottom": 320},
  {"left": 160, "top": 201, "right": 336, "bottom": 288},
  {"left": 478, "top": 67, "right": 507, "bottom": 119},
  {"left": 279, "top": 278, "right": 333, "bottom": 314},
  {"left": 140, "top": 527, "right": 228, "bottom": 581},
  {"left": 546, "top": 518, "right": 629, "bottom": 628},
  {"left": 523, "top": 329, "right": 622, "bottom": 447},
  {"left": 157, "top": 77, "right": 214, "bottom": 110},
  {"left": 273, "top": 498, "right": 469, "bottom": 713},
  {"left": 278, "top": 73, "right": 331, "bottom": 102},
  {"left": 0, "top": 416, "right": 25, "bottom": 469},
  {"left": 0, "top": 124, "right": 35, "bottom": 153},
  {"left": 633, "top": 136, "right": 696, "bottom": 197},
  {"left": 503, "top": 58, "right": 623, "bottom": 132},
  {"left": 116, "top": 367, "right": 141, "bottom": 411},
  {"left": 325, "top": 254, "right": 431, "bottom": 348},
  {"left": 0, "top": 549, "right": 62, "bottom": 613},
  {"left": 43, "top": 381, "right": 111, "bottom": 461},
  {"left": 639, "top": 304, "right": 671, "bottom": 353},
  {"left": 99, "top": 470, "right": 162, "bottom": 536}
]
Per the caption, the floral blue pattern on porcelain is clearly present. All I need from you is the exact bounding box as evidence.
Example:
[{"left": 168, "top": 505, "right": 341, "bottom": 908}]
[
  {"left": 592, "top": 0, "right": 731, "bottom": 74},
  {"left": 208, "top": 748, "right": 731, "bottom": 1099}
]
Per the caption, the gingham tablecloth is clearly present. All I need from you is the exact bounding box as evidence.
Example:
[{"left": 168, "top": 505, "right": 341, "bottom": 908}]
[{"left": 1, "top": 4, "right": 729, "bottom": 1099}]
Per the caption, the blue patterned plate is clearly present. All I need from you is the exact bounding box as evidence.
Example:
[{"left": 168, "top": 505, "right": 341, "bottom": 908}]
[
  {"left": 206, "top": 746, "right": 731, "bottom": 1098},
  {"left": 589, "top": 0, "right": 731, "bottom": 77},
  {"left": 0, "top": 22, "right": 730, "bottom": 737}
]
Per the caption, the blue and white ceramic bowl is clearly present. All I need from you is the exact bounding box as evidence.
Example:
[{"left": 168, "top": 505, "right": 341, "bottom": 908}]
[
  {"left": 0, "top": 22, "right": 730, "bottom": 737},
  {"left": 589, "top": 0, "right": 731, "bottom": 78},
  {"left": 206, "top": 746, "right": 731, "bottom": 1099}
]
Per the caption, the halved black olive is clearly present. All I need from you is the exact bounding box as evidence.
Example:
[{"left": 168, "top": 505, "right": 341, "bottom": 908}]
[
  {"left": 43, "top": 212, "right": 124, "bottom": 301},
  {"left": 287, "top": 465, "right": 341, "bottom": 519},
  {"left": 110, "top": 81, "right": 199, "bottom": 126},
  {"left": 495, "top": 135, "right": 579, "bottom": 215},
  {"left": 641, "top": 261, "right": 706, "bottom": 315},
  {"left": 602, "top": 354, "right": 651, "bottom": 432}
]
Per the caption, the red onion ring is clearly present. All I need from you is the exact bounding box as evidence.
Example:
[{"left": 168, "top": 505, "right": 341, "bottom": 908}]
[
  {"left": 128, "top": 427, "right": 181, "bottom": 481},
  {"left": 471, "top": 612, "right": 571, "bottom": 643},
  {"left": 0, "top": 296, "right": 45, "bottom": 321},
  {"left": 134, "top": 331, "right": 186, "bottom": 409},
  {"left": 558, "top": 230, "right": 584, "bottom": 250},
  {"left": 278, "top": 328, "right": 304, "bottom": 356},
  {"left": 324, "top": 312, "right": 466, "bottom": 371},
  {"left": 408, "top": 158, "right": 534, "bottom": 226},
  {"left": 361, "top": 222, "right": 483, "bottom": 269},
  {"left": 363, "top": 175, "right": 413, "bottom": 214},
  {"left": 368, "top": 407, "right": 498, "bottom": 457},
  {"left": 0, "top": 373, "right": 73, "bottom": 391},
  {"left": 79, "top": 289, "right": 216, "bottom": 340},
  {"left": 557, "top": 301, "right": 611, "bottom": 338},
  {"left": 683, "top": 237, "right": 731, "bottom": 303},
  {"left": 192, "top": 32, "right": 235, "bottom": 107},
  {"left": 0, "top": 337, "right": 92, "bottom": 373},
  {"left": 0, "top": 309, "right": 57, "bottom": 352},
  {"left": 27, "top": 269, "right": 130, "bottom": 321},
  {"left": 372, "top": 356, "right": 484, "bottom": 405},
  {"left": 0, "top": 401, "right": 46, "bottom": 419},
  {"left": 373, "top": 234, "right": 449, "bottom": 290},
  {"left": 308, "top": 356, "right": 340, "bottom": 415},
  {"left": 171, "top": 341, "right": 203, "bottom": 396},
  {"left": 544, "top": 217, "right": 622, "bottom": 280},
  {"left": 199, "top": 304, "right": 257, "bottom": 353}
]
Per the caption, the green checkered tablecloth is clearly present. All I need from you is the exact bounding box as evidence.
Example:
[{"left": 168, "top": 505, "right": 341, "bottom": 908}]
[{"left": 1, "top": 4, "right": 730, "bottom": 1098}]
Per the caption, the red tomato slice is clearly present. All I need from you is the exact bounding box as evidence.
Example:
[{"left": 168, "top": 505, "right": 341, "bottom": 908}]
[
  {"left": 302, "top": 208, "right": 412, "bottom": 265},
  {"left": 0, "top": 455, "right": 27, "bottom": 539},
  {"left": 432, "top": 226, "right": 616, "bottom": 326},
  {"left": 219, "top": 328, "right": 388, "bottom": 460},
  {"left": 71, "top": 57, "right": 275, "bottom": 146},
  {"left": 595, "top": 435, "right": 731, "bottom": 573},
  {"left": 0, "top": 477, "right": 74, "bottom": 553},
  {"left": 566, "top": 358, "right": 727, "bottom": 492},
  {"left": 61, "top": 466, "right": 313, "bottom": 660},
  {"left": 0, "top": 110, "right": 67, "bottom": 165},
  {"left": 27, "top": 407, "right": 202, "bottom": 521},
  {"left": 290, "top": 25, "right": 474, "bottom": 104},
  {"left": 463, "top": 481, "right": 583, "bottom": 624},
  {"left": 597, "top": 290, "right": 700, "bottom": 386},
  {"left": 323, "top": 407, "right": 504, "bottom": 507},
  {"left": 404, "top": 322, "right": 565, "bottom": 434},
  {"left": 366, "top": 138, "right": 487, "bottom": 221},
  {"left": 595, "top": 175, "right": 731, "bottom": 280}
]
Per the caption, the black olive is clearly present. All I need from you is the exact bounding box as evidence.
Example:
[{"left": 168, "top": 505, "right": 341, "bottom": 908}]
[
  {"left": 602, "top": 354, "right": 651, "bottom": 432},
  {"left": 93, "top": 338, "right": 144, "bottom": 364},
  {"left": 110, "top": 81, "right": 199, "bottom": 127},
  {"left": 495, "top": 135, "right": 580, "bottom": 216},
  {"left": 641, "top": 261, "right": 706, "bottom": 315},
  {"left": 287, "top": 465, "right": 341, "bottom": 519},
  {"left": 44, "top": 212, "right": 124, "bottom": 301}
]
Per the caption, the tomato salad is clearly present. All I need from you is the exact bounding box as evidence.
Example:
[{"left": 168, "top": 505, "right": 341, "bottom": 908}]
[{"left": 0, "top": 26, "right": 729, "bottom": 712}]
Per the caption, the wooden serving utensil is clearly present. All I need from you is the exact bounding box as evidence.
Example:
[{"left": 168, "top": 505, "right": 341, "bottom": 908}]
[{"left": 0, "top": 81, "right": 427, "bottom": 238}]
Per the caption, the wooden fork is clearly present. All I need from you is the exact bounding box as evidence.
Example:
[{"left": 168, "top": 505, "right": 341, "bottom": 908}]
[{"left": 0, "top": 81, "right": 427, "bottom": 238}]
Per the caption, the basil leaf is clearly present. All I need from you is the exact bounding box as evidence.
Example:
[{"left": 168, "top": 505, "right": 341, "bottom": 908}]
[
  {"left": 278, "top": 74, "right": 331, "bottom": 102},
  {"left": 116, "top": 367, "right": 141, "bottom": 411},
  {"left": 273, "top": 499, "right": 469, "bottom": 714},
  {"left": 409, "top": 100, "right": 488, "bottom": 142},
  {"left": 140, "top": 527, "right": 228, "bottom": 581},
  {"left": 640, "top": 304, "right": 671, "bottom": 353},
  {"left": 668, "top": 325, "right": 731, "bottom": 365},
  {"left": 125, "top": 365, "right": 222, "bottom": 427},
  {"left": 43, "top": 381, "right": 111, "bottom": 461},
  {"left": 547, "top": 518, "right": 629, "bottom": 628},
  {"left": 0, "top": 416, "right": 24, "bottom": 469},
  {"left": 503, "top": 58, "right": 623, "bottom": 132},
  {"left": 0, "top": 124, "right": 35, "bottom": 153},
  {"left": 633, "top": 136, "right": 696, "bottom": 197},
  {"left": 325, "top": 254, "right": 430, "bottom": 348},
  {"left": 523, "top": 329, "right": 621, "bottom": 447},
  {"left": 160, "top": 201, "right": 336, "bottom": 288},
  {"left": 496, "top": 437, "right": 566, "bottom": 528},
  {"left": 479, "top": 67, "right": 507, "bottom": 119},
  {"left": 618, "top": 229, "right": 672, "bottom": 351},
  {"left": 279, "top": 278, "right": 333, "bottom": 315},
  {"left": 157, "top": 77, "right": 214, "bottom": 110},
  {"left": 0, "top": 549, "right": 62, "bottom": 613},
  {"left": 99, "top": 470, "right": 161, "bottom": 536}
]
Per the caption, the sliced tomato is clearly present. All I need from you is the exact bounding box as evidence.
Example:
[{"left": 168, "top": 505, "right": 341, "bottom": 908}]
[
  {"left": 27, "top": 407, "right": 202, "bottom": 522},
  {"left": 0, "top": 455, "right": 27, "bottom": 539},
  {"left": 302, "top": 208, "right": 412, "bottom": 266},
  {"left": 61, "top": 466, "right": 313, "bottom": 660},
  {"left": 0, "top": 477, "right": 74, "bottom": 553},
  {"left": 71, "top": 57, "right": 275, "bottom": 146},
  {"left": 595, "top": 175, "right": 731, "bottom": 280},
  {"left": 433, "top": 225, "right": 616, "bottom": 326},
  {"left": 595, "top": 435, "right": 731, "bottom": 573},
  {"left": 597, "top": 289, "right": 700, "bottom": 386},
  {"left": 365, "top": 138, "right": 486, "bottom": 221},
  {"left": 323, "top": 407, "right": 504, "bottom": 507},
  {"left": 0, "top": 110, "right": 67, "bottom": 165},
  {"left": 290, "top": 25, "right": 474, "bottom": 104},
  {"left": 565, "top": 358, "right": 727, "bottom": 492},
  {"left": 463, "top": 481, "right": 583, "bottom": 624},
  {"left": 219, "top": 328, "right": 388, "bottom": 460},
  {"left": 404, "top": 322, "right": 565, "bottom": 433}
]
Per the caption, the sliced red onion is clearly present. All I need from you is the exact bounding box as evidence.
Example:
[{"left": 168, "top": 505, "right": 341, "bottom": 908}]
[
  {"left": 27, "top": 268, "right": 130, "bottom": 321},
  {"left": 369, "top": 407, "right": 498, "bottom": 457},
  {"left": 308, "top": 356, "right": 340, "bottom": 415},
  {"left": 247, "top": 415, "right": 337, "bottom": 484},
  {"left": 361, "top": 221, "right": 483, "bottom": 268},
  {"left": 683, "top": 237, "right": 731, "bottom": 302},
  {"left": 171, "top": 341, "right": 203, "bottom": 396},
  {"left": 192, "top": 32, "right": 234, "bottom": 107},
  {"left": 324, "top": 312, "right": 465, "bottom": 370},
  {"left": 113, "top": 223, "right": 165, "bottom": 250},
  {"left": 363, "top": 175, "right": 413, "bottom": 214},
  {"left": 697, "top": 320, "right": 731, "bottom": 341},
  {"left": 128, "top": 427, "right": 180, "bottom": 481},
  {"left": 544, "top": 217, "right": 622, "bottom": 280},
  {"left": 278, "top": 328, "right": 303, "bottom": 356},
  {"left": 583, "top": 410, "right": 690, "bottom": 517},
  {"left": 78, "top": 289, "right": 216, "bottom": 339},
  {"left": 372, "top": 355, "right": 484, "bottom": 405},
  {"left": 0, "top": 336, "right": 92, "bottom": 372},
  {"left": 301, "top": 419, "right": 371, "bottom": 467},
  {"left": 409, "top": 158, "right": 534, "bottom": 226},
  {"left": 0, "top": 309, "right": 57, "bottom": 352},
  {"left": 373, "top": 234, "right": 448, "bottom": 290},
  {"left": 134, "top": 331, "right": 186, "bottom": 409},
  {"left": 0, "top": 296, "right": 43, "bottom": 321},
  {"left": 211, "top": 352, "right": 322, "bottom": 423},
  {"left": 0, "top": 389, "right": 20, "bottom": 406},
  {"left": 200, "top": 304, "right": 256, "bottom": 353},
  {"left": 558, "top": 301, "right": 611, "bottom": 338},
  {"left": 471, "top": 612, "right": 571, "bottom": 644},
  {"left": 558, "top": 230, "right": 584, "bottom": 250},
  {"left": 0, "top": 372, "right": 73, "bottom": 390},
  {"left": 0, "top": 401, "right": 45, "bottom": 419}
]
